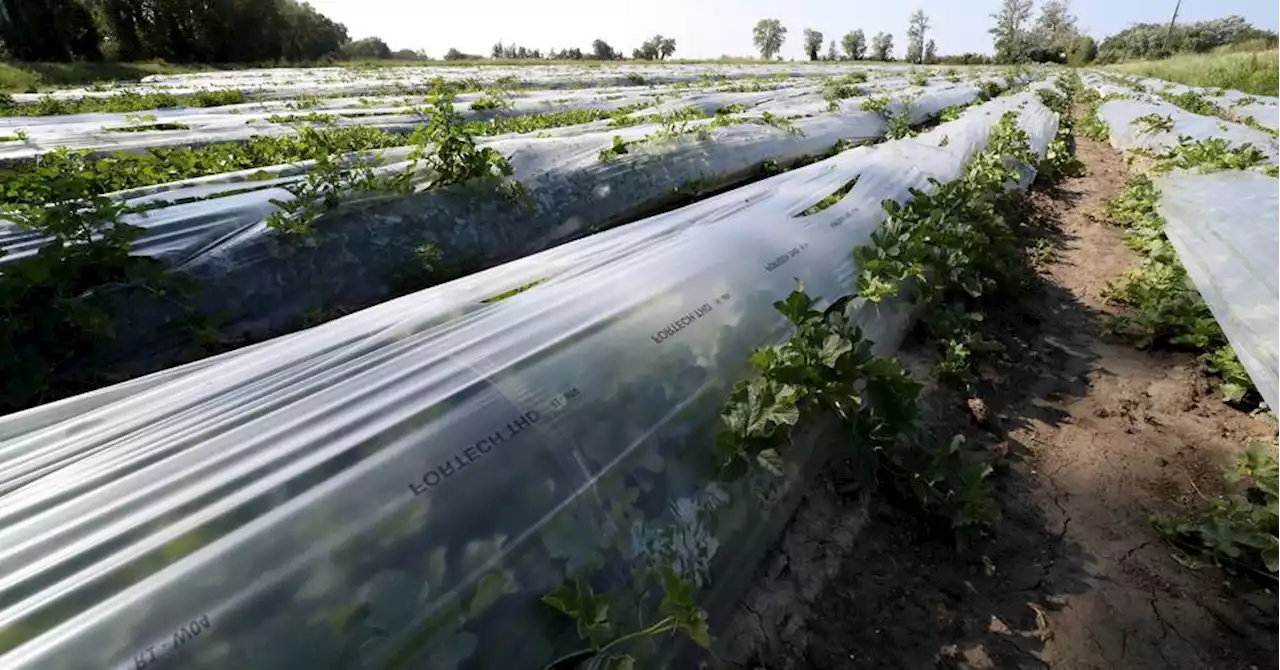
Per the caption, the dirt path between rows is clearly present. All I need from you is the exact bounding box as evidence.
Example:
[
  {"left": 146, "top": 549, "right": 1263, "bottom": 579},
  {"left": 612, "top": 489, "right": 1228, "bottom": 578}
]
[{"left": 720, "top": 132, "right": 1278, "bottom": 668}]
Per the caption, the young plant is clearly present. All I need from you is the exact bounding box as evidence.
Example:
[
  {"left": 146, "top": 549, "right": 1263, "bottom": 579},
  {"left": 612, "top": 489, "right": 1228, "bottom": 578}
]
[
  {"left": 1076, "top": 87, "right": 1110, "bottom": 142},
  {"left": 402, "top": 87, "right": 516, "bottom": 191},
  {"left": 976, "top": 81, "right": 1003, "bottom": 103},
  {"left": 267, "top": 86, "right": 517, "bottom": 234},
  {"left": 1162, "top": 90, "right": 1222, "bottom": 117},
  {"left": 1153, "top": 442, "right": 1278, "bottom": 580},
  {"left": 470, "top": 91, "right": 513, "bottom": 111},
  {"left": 1098, "top": 175, "right": 1256, "bottom": 399},
  {"left": 266, "top": 112, "right": 335, "bottom": 124},
  {"left": 540, "top": 567, "right": 709, "bottom": 669},
  {"left": 1131, "top": 113, "right": 1174, "bottom": 134},
  {"left": 1154, "top": 136, "right": 1268, "bottom": 173},
  {"left": 0, "top": 150, "right": 172, "bottom": 411},
  {"left": 759, "top": 111, "right": 802, "bottom": 136},
  {"left": 598, "top": 135, "right": 630, "bottom": 161}
]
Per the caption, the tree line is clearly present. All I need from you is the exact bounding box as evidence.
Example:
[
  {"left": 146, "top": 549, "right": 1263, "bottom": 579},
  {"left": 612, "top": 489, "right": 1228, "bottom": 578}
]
[
  {"left": 753, "top": 14, "right": 934, "bottom": 64},
  {"left": 752, "top": 3, "right": 1274, "bottom": 66},
  {"left": 3, "top": 0, "right": 1273, "bottom": 66},
  {"left": 478, "top": 35, "right": 676, "bottom": 62},
  {"left": 0, "top": 0, "right": 358, "bottom": 62},
  {"left": 988, "top": 1, "right": 1274, "bottom": 65},
  {"left": 1094, "top": 14, "right": 1277, "bottom": 63}
]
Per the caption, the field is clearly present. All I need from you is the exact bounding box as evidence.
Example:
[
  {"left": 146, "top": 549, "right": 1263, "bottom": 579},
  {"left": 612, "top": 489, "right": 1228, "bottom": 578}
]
[
  {"left": 0, "top": 61, "right": 1276, "bottom": 670},
  {"left": 0, "top": 58, "right": 903, "bottom": 94},
  {"left": 0, "top": 61, "right": 1013, "bottom": 410},
  {"left": 1106, "top": 48, "right": 1280, "bottom": 96}
]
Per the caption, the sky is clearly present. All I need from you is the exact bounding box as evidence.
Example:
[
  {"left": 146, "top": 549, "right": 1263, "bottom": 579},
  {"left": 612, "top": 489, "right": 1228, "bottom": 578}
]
[{"left": 306, "top": 0, "right": 1280, "bottom": 60}]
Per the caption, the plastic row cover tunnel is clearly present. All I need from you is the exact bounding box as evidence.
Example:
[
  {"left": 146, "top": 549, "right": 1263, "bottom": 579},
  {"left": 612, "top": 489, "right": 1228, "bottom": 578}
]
[
  {"left": 0, "top": 91, "right": 1059, "bottom": 669},
  {"left": 1080, "top": 73, "right": 1279, "bottom": 162},
  {"left": 6, "top": 63, "right": 996, "bottom": 104},
  {"left": 1, "top": 80, "right": 1015, "bottom": 383},
  {"left": 1156, "top": 170, "right": 1279, "bottom": 410}
]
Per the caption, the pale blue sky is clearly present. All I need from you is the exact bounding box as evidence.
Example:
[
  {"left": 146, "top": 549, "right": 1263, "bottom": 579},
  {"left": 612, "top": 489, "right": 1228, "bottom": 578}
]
[{"left": 307, "top": 0, "right": 1280, "bottom": 59}]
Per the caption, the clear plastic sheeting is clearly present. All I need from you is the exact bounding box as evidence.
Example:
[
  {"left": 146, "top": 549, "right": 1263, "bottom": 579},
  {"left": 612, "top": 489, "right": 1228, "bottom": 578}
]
[
  {"left": 1156, "top": 170, "right": 1280, "bottom": 410},
  {"left": 1092, "top": 96, "right": 1279, "bottom": 161},
  {"left": 0, "top": 78, "right": 986, "bottom": 266},
  {"left": 0, "top": 91, "right": 1058, "bottom": 670},
  {"left": 8, "top": 63, "right": 1006, "bottom": 103},
  {"left": 0, "top": 70, "right": 1018, "bottom": 163},
  {"left": 1, "top": 84, "right": 700, "bottom": 162},
  {"left": 2, "top": 79, "right": 1025, "bottom": 379},
  {"left": 1125, "top": 76, "right": 1280, "bottom": 131},
  {"left": 1081, "top": 72, "right": 1280, "bottom": 148}
]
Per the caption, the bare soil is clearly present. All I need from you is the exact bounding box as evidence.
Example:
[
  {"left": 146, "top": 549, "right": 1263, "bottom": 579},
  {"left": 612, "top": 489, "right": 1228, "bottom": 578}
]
[{"left": 719, "top": 135, "right": 1279, "bottom": 669}]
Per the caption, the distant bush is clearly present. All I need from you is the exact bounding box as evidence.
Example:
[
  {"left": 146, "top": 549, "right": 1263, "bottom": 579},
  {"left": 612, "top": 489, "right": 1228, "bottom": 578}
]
[
  {"left": 934, "top": 52, "right": 995, "bottom": 65},
  {"left": 443, "top": 48, "right": 484, "bottom": 61},
  {"left": 339, "top": 37, "right": 392, "bottom": 60},
  {"left": 1097, "top": 15, "right": 1277, "bottom": 64}
]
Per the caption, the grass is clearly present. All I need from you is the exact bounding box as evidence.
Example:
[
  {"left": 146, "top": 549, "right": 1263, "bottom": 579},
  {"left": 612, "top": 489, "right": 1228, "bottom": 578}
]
[
  {"left": 1, "top": 89, "right": 247, "bottom": 116},
  {"left": 1105, "top": 49, "right": 1279, "bottom": 96},
  {"left": 0, "top": 61, "right": 219, "bottom": 93}
]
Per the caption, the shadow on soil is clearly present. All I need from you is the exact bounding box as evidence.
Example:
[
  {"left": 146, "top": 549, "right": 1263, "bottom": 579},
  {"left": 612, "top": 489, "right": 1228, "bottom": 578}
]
[
  {"left": 796, "top": 182, "right": 1103, "bottom": 670},
  {"left": 709, "top": 175, "right": 1103, "bottom": 669},
  {"left": 719, "top": 142, "right": 1280, "bottom": 667}
]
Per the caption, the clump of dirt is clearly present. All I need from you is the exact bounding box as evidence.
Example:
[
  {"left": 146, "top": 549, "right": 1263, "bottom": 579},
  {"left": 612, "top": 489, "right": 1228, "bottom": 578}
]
[{"left": 719, "top": 134, "right": 1278, "bottom": 669}]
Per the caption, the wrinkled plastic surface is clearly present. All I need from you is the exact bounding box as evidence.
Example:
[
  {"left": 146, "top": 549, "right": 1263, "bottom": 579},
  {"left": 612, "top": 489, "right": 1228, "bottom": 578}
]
[
  {"left": 1082, "top": 71, "right": 1279, "bottom": 406},
  {"left": 1156, "top": 170, "right": 1279, "bottom": 410},
  {"left": 1081, "top": 72, "right": 1280, "bottom": 158},
  {"left": 6, "top": 63, "right": 1005, "bottom": 103},
  {"left": 1094, "top": 97, "right": 1279, "bottom": 161},
  {"left": 1128, "top": 76, "right": 1280, "bottom": 131},
  {"left": 2, "top": 77, "right": 1021, "bottom": 377},
  {"left": 0, "top": 68, "right": 995, "bottom": 162},
  {"left": 0, "top": 90, "right": 1057, "bottom": 670},
  {"left": 0, "top": 76, "right": 997, "bottom": 265}
]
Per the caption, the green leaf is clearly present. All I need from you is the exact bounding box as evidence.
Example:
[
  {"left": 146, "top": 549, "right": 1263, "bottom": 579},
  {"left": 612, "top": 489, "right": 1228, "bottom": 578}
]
[
  {"left": 541, "top": 578, "right": 613, "bottom": 648},
  {"left": 1220, "top": 382, "right": 1247, "bottom": 403},
  {"left": 756, "top": 448, "right": 784, "bottom": 476},
  {"left": 602, "top": 655, "right": 637, "bottom": 670},
  {"left": 818, "top": 333, "right": 852, "bottom": 369},
  {"left": 772, "top": 286, "right": 815, "bottom": 324},
  {"left": 1264, "top": 542, "right": 1280, "bottom": 574},
  {"left": 658, "top": 567, "right": 711, "bottom": 648}
]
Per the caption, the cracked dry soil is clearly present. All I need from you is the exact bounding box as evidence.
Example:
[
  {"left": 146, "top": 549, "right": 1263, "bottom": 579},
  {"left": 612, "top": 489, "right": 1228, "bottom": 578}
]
[{"left": 719, "top": 135, "right": 1278, "bottom": 669}]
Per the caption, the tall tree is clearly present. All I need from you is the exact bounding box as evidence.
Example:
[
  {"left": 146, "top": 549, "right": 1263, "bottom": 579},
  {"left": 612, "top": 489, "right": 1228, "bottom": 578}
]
[
  {"left": 591, "top": 38, "right": 617, "bottom": 60},
  {"left": 633, "top": 34, "right": 676, "bottom": 60},
  {"left": 870, "top": 32, "right": 894, "bottom": 61},
  {"left": 925, "top": 38, "right": 937, "bottom": 63},
  {"left": 658, "top": 36, "right": 676, "bottom": 59},
  {"left": 906, "top": 9, "right": 931, "bottom": 64},
  {"left": 752, "top": 18, "right": 787, "bottom": 60},
  {"left": 1, "top": 0, "right": 101, "bottom": 60},
  {"left": 1033, "top": 0, "right": 1079, "bottom": 58},
  {"left": 842, "top": 29, "right": 867, "bottom": 60},
  {"left": 989, "top": 0, "right": 1035, "bottom": 63},
  {"left": 803, "top": 28, "right": 824, "bottom": 61},
  {"left": 6, "top": 0, "right": 361, "bottom": 64}
]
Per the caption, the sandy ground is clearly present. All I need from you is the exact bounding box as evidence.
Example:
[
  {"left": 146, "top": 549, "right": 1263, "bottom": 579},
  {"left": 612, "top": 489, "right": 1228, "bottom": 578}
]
[{"left": 716, "top": 130, "right": 1279, "bottom": 669}]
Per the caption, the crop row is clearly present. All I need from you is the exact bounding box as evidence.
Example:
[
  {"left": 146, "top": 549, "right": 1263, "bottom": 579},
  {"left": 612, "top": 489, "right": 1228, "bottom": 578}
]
[
  {"left": 0, "top": 74, "right": 1021, "bottom": 412},
  {"left": 1079, "top": 71, "right": 1277, "bottom": 409},
  {"left": 1078, "top": 71, "right": 1278, "bottom": 578},
  {"left": 0, "top": 79, "right": 1062, "bottom": 670}
]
